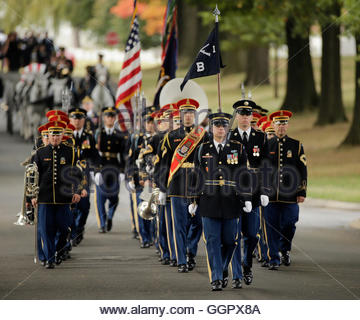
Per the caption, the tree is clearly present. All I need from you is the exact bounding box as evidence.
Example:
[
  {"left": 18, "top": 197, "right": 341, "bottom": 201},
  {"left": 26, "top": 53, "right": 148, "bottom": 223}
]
[
  {"left": 65, "top": 0, "right": 95, "bottom": 47},
  {"left": 177, "top": 1, "right": 211, "bottom": 66},
  {"left": 316, "top": 0, "right": 347, "bottom": 125},
  {"left": 281, "top": 16, "right": 318, "bottom": 112},
  {"left": 341, "top": 0, "right": 360, "bottom": 145}
]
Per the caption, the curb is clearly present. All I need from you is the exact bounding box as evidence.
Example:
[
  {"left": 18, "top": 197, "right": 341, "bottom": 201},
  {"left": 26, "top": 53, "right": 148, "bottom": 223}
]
[
  {"left": 303, "top": 198, "right": 360, "bottom": 212},
  {"left": 350, "top": 219, "right": 360, "bottom": 230}
]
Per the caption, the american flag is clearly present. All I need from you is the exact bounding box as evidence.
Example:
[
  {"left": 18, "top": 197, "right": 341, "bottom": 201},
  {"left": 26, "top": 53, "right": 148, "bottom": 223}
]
[{"left": 115, "top": 9, "right": 142, "bottom": 132}]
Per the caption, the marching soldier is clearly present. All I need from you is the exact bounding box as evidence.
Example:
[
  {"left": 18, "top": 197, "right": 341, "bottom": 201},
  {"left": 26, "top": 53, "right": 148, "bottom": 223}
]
[
  {"left": 31, "top": 121, "right": 82, "bottom": 269},
  {"left": 191, "top": 112, "right": 251, "bottom": 291},
  {"left": 142, "top": 106, "right": 175, "bottom": 263},
  {"left": 152, "top": 107, "right": 180, "bottom": 266},
  {"left": 158, "top": 99, "right": 208, "bottom": 273},
  {"left": 229, "top": 99, "right": 270, "bottom": 288},
  {"left": 68, "top": 106, "right": 100, "bottom": 244},
  {"left": 126, "top": 106, "right": 156, "bottom": 248},
  {"left": 95, "top": 107, "right": 127, "bottom": 233},
  {"left": 264, "top": 110, "right": 307, "bottom": 270}
]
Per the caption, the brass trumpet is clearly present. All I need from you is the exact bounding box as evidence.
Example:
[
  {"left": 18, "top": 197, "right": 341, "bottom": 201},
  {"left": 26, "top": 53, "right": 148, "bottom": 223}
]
[
  {"left": 25, "top": 163, "right": 40, "bottom": 264},
  {"left": 14, "top": 163, "right": 39, "bottom": 226},
  {"left": 138, "top": 187, "right": 160, "bottom": 220}
]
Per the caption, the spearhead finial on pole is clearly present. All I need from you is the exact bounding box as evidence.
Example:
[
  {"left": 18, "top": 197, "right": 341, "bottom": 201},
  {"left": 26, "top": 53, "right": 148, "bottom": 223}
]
[
  {"left": 241, "top": 83, "right": 246, "bottom": 99},
  {"left": 248, "top": 90, "right": 252, "bottom": 100},
  {"left": 213, "top": 4, "right": 220, "bottom": 22}
]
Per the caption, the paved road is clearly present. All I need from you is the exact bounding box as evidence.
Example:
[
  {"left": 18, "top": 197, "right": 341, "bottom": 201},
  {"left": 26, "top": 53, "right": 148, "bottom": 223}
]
[{"left": 0, "top": 133, "right": 359, "bottom": 300}]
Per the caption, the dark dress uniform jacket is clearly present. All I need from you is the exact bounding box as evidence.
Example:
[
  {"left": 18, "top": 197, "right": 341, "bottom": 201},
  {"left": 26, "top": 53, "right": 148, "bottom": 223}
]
[
  {"left": 73, "top": 129, "right": 100, "bottom": 190},
  {"left": 230, "top": 128, "right": 270, "bottom": 207},
  {"left": 74, "top": 130, "right": 100, "bottom": 165},
  {"left": 96, "top": 128, "right": 127, "bottom": 171},
  {"left": 267, "top": 135, "right": 307, "bottom": 203},
  {"left": 192, "top": 140, "right": 251, "bottom": 219},
  {"left": 34, "top": 144, "right": 82, "bottom": 204},
  {"left": 158, "top": 126, "right": 209, "bottom": 197},
  {"left": 152, "top": 131, "right": 167, "bottom": 187},
  {"left": 126, "top": 133, "right": 150, "bottom": 189}
]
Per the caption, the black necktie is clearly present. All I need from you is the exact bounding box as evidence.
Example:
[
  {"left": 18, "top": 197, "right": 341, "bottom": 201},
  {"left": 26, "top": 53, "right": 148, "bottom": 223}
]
[
  {"left": 218, "top": 144, "right": 223, "bottom": 154},
  {"left": 242, "top": 131, "right": 248, "bottom": 146}
]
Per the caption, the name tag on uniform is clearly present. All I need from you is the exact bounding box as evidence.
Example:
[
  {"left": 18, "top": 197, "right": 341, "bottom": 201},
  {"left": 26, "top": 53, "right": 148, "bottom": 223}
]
[
  {"left": 174, "top": 139, "right": 182, "bottom": 142},
  {"left": 202, "top": 154, "right": 213, "bottom": 158},
  {"left": 60, "top": 157, "right": 66, "bottom": 164},
  {"left": 43, "top": 158, "right": 51, "bottom": 161},
  {"left": 270, "top": 152, "right": 275, "bottom": 155}
]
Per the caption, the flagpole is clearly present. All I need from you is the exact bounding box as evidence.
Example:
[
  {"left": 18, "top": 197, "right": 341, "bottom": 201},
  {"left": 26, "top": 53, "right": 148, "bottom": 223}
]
[{"left": 214, "top": 5, "right": 221, "bottom": 112}]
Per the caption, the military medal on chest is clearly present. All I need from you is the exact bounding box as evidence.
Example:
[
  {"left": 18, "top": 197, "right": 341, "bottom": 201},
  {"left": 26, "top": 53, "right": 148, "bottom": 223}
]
[
  {"left": 227, "top": 152, "right": 238, "bottom": 164},
  {"left": 253, "top": 145, "right": 260, "bottom": 157}
]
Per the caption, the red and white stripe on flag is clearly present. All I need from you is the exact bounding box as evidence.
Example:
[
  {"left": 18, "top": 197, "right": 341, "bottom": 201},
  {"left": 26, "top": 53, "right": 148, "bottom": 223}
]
[{"left": 115, "top": 15, "right": 142, "bottom": 132}]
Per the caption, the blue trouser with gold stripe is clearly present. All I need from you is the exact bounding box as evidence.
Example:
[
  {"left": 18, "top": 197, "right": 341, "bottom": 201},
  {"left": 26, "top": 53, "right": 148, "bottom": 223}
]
[
  {"left": 38, "top": 204, "right": 72, "bottom": 263},
  {"left": 165, "top": 201, "right": 176, "bottom": 262},
  {"left": 257, "top": 206, "right": 269, "bottom": 262},
  {"left": 202, "top": 217, "right": 239, "bottom": 283},
  {"left": 136, "top": 190, "right": 152, "bottom": 244},
  {"left": 37, "top": 210, "right": 45, "bottom": 262},
  {"left": 158, "top": 204, "right": 170, "bottom": 260},
  {"left": 264, "top": 202, "right": 299, "bottom": 265},
  {"left": 231, "top": 207, "right": 259, "bottom": 279},
  {"left": 95, "top": 184, "right": 119, "bottom": 229},
  {"left": 170, "top": 197, "right": 202, "bottom": 266}
]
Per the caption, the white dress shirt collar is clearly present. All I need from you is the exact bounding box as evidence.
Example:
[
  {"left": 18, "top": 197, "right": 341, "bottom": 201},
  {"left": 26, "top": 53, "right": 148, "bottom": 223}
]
[
  {"left": 74, "top": 127, "right": 84, "bottom": 138},
  {"left": 213, "top": 139, "right": 226, "bottom": 153},
  {"left": 237, "top": 127, "right": 251, "bottom": 140}
]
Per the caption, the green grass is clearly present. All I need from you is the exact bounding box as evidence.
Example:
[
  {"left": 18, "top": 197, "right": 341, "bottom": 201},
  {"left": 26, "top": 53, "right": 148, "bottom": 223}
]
[
  {"left": 309, "top": 175, "right": 360, "bottom": 203},
  {"left": 75, "top": 55, "right": 360, "bottom": 203}
]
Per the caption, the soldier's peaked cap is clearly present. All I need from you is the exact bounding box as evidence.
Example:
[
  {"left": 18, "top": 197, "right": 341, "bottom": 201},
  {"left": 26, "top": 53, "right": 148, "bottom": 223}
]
[
  {"left": 69, "top": 107, "right": 87, "bottom": 118},
  {"left": 269, "top": 110, "right": 293, "bottom": 123},
  {"left": 232, "top": 99, "right": 257, "bottom": 110},
  {"left": 177, "top": 98, "right": 199, "bottom": 111},
  {"left": 46, "top": 109, "right": 68, "bottom": 119}
]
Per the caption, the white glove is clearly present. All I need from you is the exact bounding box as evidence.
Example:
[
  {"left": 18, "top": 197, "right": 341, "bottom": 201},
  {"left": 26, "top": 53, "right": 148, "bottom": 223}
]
[
  {"left": 94, "top": 172, "right": 103, "bottom": 186},
  {"left": 159, "top": 191, "right": 167, "bottom": 205},
  {"left": 146, "top": 164, "right": 154, "bottom": 174},
  {"left": 128, "top": 181, "right": 136, "bottom": 192},
  {"left": 260, "top": 195, "right": 269, "bottom": 207},
  {"left": 188, "top": 203, "right": 198, "bottom": 216},
  {"left": 243, "top": 201, "right": 252, "bottom": 213},
  {"left": 135, "top": 158, "right": 143, "bottom": 169},
  {"left": 118, "top": 173, "right": 125, "bottom": 183},
  {"left": 90, "top": 171, "right": 95, "bottom": 184}
]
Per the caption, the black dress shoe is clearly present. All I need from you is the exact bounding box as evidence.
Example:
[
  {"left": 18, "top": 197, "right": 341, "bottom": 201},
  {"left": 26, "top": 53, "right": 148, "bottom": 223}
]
[
  {"left": 268, "top": 263, "right": 279, "bottom": 270},
  {"left": 261, "top": 261, "right": 269, "bottom": 268},
  {"left": 55, "top": 253, "right": 62, "bottom": 265},
  {"left": 140, "top": 242, "right": 150, "bottom": 248},
  {"left": 232, "top": 279, "right": 242, "bottom": 289},
  {"left": 243, "top": 266, "right": 253, "bottom": 285},
  {"left": 281, "top": 251, "right": 291, "bottom": 266},
  {"left": 161, "top": 258, "right": 170, "bottom": 265},
  {"left": 222, "top": 270, "right": 229, "bottom": 288},
  {"left": 187, "top": 254, "right": 196, "bottom": 271},
  {"left": 45, "top": 262, "right": 55, "bottom": 269},
  {"left": 177, "top": 264, "right": 188, "bottom": 273},
  {"left": 169, "top": 260, "right": 177, "bottom": 267},
  {"left": 98, "top": 227, "right": 106, "bottom": 233},
  {"left": 40, "top": 260, "right": 46, "bottom": 266},
  {"left": 106, "top": 219, "right": 113, "bottom": 232},
  {"left": 211, "top": 280, "right": 223, "bottom": 291}
]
